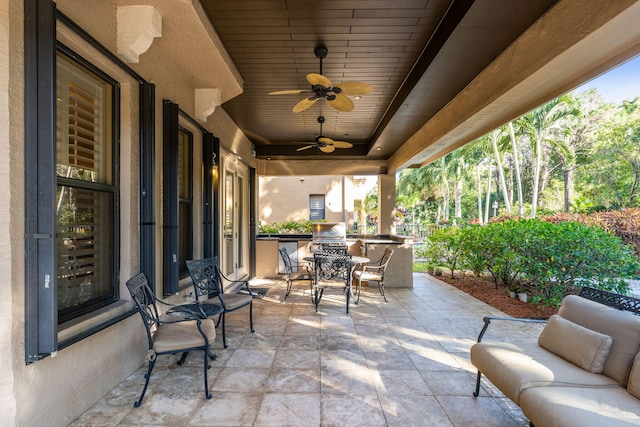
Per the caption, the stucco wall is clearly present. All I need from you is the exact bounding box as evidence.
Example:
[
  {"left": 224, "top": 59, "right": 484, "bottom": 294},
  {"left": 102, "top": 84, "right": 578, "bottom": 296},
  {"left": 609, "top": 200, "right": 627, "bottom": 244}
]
[
  {"left": 259, "top": 175, "right": 377, "bottom": 227},
  {"left": 3, "top": 1, "right": 255, "bottom": 425}
]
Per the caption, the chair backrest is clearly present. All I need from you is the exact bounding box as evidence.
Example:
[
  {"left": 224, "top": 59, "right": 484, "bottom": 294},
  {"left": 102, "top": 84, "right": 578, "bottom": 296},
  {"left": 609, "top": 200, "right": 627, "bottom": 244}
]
[
  {"left": 319, "top": 242, "right": 348, "bottom": 254},
  {"left": 314, "top": 252, "right": 352, "bottom": 282},
  {"left": 279, "top": 247, "right": 294, "bottom": 274},
  {"left": 126, "top": 273, "right": 160, "bottom": 348},
  {"left": 185, "top": 257, "right": 224, "bottom": 300},
  {"left": 379, "top": 248, "right": 394, "bottom": 268}
]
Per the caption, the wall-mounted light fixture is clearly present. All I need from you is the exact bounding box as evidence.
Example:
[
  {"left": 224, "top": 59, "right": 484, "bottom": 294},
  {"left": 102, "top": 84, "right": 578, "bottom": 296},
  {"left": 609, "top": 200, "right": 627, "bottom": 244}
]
[{"left": 211, "top": 152, "right": 218, "bottom": 177}]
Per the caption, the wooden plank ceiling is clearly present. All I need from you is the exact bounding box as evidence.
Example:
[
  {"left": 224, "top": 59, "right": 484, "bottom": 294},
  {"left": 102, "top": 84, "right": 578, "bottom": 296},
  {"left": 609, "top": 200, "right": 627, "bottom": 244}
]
[{"left": 200, "top": 0, "right": 558, "bottom": 162}]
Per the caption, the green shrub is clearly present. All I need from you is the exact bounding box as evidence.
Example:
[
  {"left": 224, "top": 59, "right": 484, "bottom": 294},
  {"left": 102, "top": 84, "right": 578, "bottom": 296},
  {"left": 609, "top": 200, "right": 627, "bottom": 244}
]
[
  {"left": 420, "top": 227, "right": 465, "bottom": 278},
  {"left": 424, "top": 218, "right": 639, "bottom": 307}
]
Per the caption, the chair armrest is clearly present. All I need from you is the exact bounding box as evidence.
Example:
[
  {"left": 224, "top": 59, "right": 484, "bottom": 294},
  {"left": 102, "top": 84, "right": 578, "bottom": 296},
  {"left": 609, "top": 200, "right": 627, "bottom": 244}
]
[
  {"left": 476, "top": 316, "right": 547, "bottom": 343},
  {"left": 218, "top": 271, "right": 253, "bottom": 296},
  {"left": 361, "top": 264, "right": 384, "bottom": 273}
]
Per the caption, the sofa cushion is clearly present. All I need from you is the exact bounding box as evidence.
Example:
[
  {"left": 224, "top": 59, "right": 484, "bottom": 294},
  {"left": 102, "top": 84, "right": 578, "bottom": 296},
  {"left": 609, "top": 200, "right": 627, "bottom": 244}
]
[
  {"left": 470, "top": 341, "right": 619, "bottom": 403},
  {"left": 628, "top": 353, "right": 640, "bottom": 399},
  {"left": 520, "top": 385, "right": 640, "bottom": 427},
  {"left": 558, "top": 295, "right": 640, "bottom": 385},
  {"left": 538, "top": 314, "right": 612, "bottom": 373}
]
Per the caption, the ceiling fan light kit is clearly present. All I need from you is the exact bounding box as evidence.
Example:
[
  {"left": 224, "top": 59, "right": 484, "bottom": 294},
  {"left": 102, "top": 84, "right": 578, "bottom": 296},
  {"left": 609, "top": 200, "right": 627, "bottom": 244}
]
[
  {"left": 296, "top": 116, "right": 353, "bottom": 154},
  {"left": 269, "top": 45, "right": 372, "bottom": 113}
]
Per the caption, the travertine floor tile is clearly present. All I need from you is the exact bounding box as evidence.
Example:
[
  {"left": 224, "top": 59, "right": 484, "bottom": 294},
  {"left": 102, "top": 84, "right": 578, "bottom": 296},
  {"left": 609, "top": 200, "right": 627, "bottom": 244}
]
[{"left": 70, "top": 274, "right": 533, "bottom": 426}]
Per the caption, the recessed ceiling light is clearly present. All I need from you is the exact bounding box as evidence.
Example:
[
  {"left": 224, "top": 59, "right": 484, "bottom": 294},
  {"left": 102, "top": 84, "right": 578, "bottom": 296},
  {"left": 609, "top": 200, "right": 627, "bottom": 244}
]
[{"left": 376, "top": 147, "right": 381, "bottom": 151}]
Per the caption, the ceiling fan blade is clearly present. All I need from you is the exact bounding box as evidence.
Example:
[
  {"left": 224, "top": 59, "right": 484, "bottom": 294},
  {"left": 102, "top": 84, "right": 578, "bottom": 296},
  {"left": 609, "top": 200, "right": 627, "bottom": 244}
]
[
  {"left": 334, "top": 81, "right": 373, "bottom": 96},
  {"left": 307, "top": 73, "right": 332, "bottom": 88},
  {"left": 320, "top": 145, "right": 335, "bottom": 153},
  {"left": 332, "top": 141, "right": 353, "bottom": 149},
  {"left": 326, "top": 94, "right": 354, "bottom": 112},
  {"left": 296, "top": 145, "right": 316, "bottom": 151},
  {"left": 318, "top": 137, "right": 334, "bottom": 144},
  {"left": 269, "top": 89, "right": 310, "bottom": 95},
  {"left": 293, "top": 97, "right": 318, "bottom": 113}
]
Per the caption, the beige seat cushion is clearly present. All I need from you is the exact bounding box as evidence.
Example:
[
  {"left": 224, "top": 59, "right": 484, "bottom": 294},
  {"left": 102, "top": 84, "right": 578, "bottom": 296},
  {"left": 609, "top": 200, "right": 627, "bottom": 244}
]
[
  {"left": 558, "top": 295, "right": 640, "bottom": 385},
  {"left": 538, "top": 314, "right": 612, "bottom": 373},
  {"left": 471, "top": 341, "right": 619, "bottom": 404},
  {"left": 220, "top": 293, "right": 253, "bottom": 310},
  {"left": 520, "top": 385, "right": 640, "bottom": 427},
  {"left": 354, "top": 271, "right": 383, "bottom": 281},
  {"left": 153, "top": 318, "right": 216, "bottom": 353},
  {"left": 628, "top": 353, "right": 640, "bottom": 399}
]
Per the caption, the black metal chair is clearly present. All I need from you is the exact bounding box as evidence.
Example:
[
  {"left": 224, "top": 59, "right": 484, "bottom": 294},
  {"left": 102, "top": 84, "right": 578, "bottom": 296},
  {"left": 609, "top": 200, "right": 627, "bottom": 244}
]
[
  {"left": 279, "top": 247, "right": 313, "bottom": 301},
  {"left": 318, "top": 242, "right": 349, "bottom": 254},
  {"left": 312, "top": 252, "right": 353, "bottom": 313},
  {"left": 126, "top": 273, "right": 216, "bottom": 407},
  {"left": 353, "top": 248, "right": 394, "bottom": 303},
  {"left": 185, "top": 257, "right": 254, "bottom": 348}
]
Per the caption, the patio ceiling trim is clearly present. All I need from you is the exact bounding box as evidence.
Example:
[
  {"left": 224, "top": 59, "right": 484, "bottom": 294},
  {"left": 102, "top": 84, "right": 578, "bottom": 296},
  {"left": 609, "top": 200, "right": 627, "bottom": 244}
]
[{"left": 388, "top": 0, "right": 640, "bottom": 173}]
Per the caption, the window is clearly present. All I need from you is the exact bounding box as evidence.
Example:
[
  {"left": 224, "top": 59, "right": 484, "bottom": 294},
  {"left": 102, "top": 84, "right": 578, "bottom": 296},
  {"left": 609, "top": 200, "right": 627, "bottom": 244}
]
[
  {"left": 55, "top": 50, "right": 118, "bottom": 323},
  {"left": 178, "top": 128, "right": 193, "bottom": 277},
  {"left": 309, "top": 195, "right": 325, "bottom": 220}
]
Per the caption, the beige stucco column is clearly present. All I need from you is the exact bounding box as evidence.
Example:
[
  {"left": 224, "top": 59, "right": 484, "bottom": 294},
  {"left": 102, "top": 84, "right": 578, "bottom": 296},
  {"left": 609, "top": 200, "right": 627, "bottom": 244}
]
[{"left": 377, "top": 173, "right": 396, "bottom": 235}]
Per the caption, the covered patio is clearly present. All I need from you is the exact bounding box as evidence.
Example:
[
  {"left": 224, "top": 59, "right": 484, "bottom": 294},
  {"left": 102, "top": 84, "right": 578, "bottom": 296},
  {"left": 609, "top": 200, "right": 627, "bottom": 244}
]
[{"left": 71, "top": 274, "right": 544, "bottom": 426}]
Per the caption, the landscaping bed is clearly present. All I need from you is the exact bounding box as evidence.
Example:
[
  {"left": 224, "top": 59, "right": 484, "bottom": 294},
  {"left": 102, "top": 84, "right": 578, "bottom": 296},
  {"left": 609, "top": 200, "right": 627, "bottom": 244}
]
[{"left": 433, "top": 272, "right": 558, "bottom": 318}]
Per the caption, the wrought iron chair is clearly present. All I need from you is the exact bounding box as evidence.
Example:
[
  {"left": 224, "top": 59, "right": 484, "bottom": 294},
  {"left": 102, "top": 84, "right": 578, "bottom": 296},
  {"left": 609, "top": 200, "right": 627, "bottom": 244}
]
[
  {"left": 185, "top": 257, "right": 254, "bottom": 348},
  {"left": 353, "top": 248, "right": 394, "bottom": 303},
  {"left": 126, "top": 273, "right": 216, "bottom": 407},
  {"left": 318, "top": 242, "right": 349, "bottom": 254},
  {"left": 312, "top": 252, "right": 353, "bottom": 313},
  {"left": 279, "top": 247, "right": 313, "bottom": 301}
]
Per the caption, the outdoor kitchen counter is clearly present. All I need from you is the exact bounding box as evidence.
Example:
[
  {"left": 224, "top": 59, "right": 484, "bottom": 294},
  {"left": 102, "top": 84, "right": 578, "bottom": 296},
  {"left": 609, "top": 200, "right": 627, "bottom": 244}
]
[{"left": 255, "top": 234, "right": 413, "bottom": 288}]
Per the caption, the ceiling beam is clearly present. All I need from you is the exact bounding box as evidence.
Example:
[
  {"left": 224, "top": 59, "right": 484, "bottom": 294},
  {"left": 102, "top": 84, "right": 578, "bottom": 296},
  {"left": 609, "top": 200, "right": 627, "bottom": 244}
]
[{"left": 388, "top": 0, "right": 640, "bottom": 173}]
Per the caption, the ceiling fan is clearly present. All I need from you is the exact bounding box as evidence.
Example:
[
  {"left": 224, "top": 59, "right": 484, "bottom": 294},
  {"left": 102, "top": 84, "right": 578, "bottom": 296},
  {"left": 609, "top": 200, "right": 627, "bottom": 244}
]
[
  {"left": 296, "top": 116, "right": 353, "bottom": 153},
  {"left": 269, "top": 46, "right": 373, "bottom": 113}
]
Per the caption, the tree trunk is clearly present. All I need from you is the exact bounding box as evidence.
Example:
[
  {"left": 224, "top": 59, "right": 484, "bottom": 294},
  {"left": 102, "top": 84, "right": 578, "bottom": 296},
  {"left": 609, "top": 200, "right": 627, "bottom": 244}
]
[
  {"left": 508, "top": 122, "right": 524, "bottom": 215},
  {"left": 454, "top": 179, "right": 462, "bottom": 219},
  {"left": 563, "top": 167, "right": 572, "bottom": 212},
  {"left": 531, "top": 134, "right": 542, "bottom": 218},
  {"left": 477, "top": 167, "right": 483, "bottom": 224},
  {"left": 628, "top": 160, "right": 640, "bottom": 207},
  {"left": 485, "top": 163, "right": 493, "bottom": 224},
  {"left": 491, "top": 132, "right": 512, "bottom": 213}
]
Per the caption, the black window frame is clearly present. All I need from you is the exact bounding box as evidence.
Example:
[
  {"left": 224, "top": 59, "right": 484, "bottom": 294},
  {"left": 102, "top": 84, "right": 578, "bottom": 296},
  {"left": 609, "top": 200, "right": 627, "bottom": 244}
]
[
  {"left": 55, "top": 44, "right": 121, "bottom": 324},
  {"left": 24, "top": 3, "right": 155, "bottom": 361}
]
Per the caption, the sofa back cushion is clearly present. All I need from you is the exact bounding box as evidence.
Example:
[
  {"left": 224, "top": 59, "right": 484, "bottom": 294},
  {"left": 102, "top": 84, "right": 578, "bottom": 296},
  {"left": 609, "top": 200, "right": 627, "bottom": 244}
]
[
  {"left": 538, "top": 314, "right": 612, "bottom": 373},
  {"left": 629, "top": 353, "right": 640, "bottom": 399},
  {"left": 558, "top": 295, "right": 640, "bottom": 385}
]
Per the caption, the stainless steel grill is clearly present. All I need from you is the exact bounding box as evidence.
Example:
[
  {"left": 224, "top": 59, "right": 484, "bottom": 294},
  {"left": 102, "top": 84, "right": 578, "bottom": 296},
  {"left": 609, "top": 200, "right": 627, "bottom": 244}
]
[{"left": 311, "top": 222, "right": 346, "bottom": 252}]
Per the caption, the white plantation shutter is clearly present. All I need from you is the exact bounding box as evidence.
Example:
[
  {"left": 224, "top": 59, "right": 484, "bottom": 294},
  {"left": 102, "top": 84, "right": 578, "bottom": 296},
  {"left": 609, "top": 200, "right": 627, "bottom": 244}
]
[{"left": 56, "top": 53, "right": 115, "bottom": 321}]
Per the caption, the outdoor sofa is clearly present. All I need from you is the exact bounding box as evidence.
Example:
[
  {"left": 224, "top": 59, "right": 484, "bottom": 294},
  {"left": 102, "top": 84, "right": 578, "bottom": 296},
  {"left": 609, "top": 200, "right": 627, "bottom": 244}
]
[{"left": 470, "top": 287, "right": 640, "bottom": 426}]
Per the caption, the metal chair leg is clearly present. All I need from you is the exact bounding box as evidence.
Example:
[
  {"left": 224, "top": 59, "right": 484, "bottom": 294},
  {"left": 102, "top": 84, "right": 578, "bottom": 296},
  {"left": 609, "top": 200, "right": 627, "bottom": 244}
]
[
  {"left": 203, "top": 349, "right": 212, "bottom": 400},
  {"left": 249, "top": 302, "right": 255, "bottom": 333},
  {"left": 221, "top": 312, "right": 228, "bottom": 348},
  {"left": 134, "top": 358, "right": 156, "bottom": 407},
  {"left": 473, "top": 370, "right": 482, "bottom": 397}
]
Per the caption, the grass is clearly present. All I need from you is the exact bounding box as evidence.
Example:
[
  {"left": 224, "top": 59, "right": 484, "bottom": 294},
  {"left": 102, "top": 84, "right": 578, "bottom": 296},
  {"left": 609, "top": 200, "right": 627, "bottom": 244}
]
[{"left": 413, "top": 261, "right": 429, "bottom": 273}]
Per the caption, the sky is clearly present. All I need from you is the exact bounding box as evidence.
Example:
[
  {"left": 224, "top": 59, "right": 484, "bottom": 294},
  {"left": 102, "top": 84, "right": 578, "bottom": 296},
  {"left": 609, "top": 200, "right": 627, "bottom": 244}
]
[{"left": 574, "top": 55, "right": 640, "bottom": 103}]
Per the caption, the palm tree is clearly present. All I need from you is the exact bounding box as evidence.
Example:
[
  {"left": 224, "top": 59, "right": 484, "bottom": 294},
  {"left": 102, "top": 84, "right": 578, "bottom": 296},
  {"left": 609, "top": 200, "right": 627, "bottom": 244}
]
[{"left": 517, "top": 98, "right": 574, "bottom": 217}]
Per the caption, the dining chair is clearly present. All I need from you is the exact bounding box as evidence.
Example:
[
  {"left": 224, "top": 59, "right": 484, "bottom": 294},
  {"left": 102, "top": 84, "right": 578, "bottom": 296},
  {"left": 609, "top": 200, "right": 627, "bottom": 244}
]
[
  {"left": 185, "top": 257, "right": 254, "bottom": 348},
  {"left": 318, "top": 242, "right": 349, "bottom": 254},
  {"left": 353, "top": 248, "right": 394, "bottom": 303},
  {"left": 312, "top": 252, "right": 353, "bottom": 313},
  {"left": 126, "top": 273, "right": 216, "bottom": 407},
  {"left": 279, "top": 247, "right": 313, "bottom": 301}
]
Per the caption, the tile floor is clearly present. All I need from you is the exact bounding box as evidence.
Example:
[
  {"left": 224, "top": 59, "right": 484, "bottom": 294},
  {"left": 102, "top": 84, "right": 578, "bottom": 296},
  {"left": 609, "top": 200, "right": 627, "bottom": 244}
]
[{"left": 70, "top": 273, "right": 546, "bottom": 426}]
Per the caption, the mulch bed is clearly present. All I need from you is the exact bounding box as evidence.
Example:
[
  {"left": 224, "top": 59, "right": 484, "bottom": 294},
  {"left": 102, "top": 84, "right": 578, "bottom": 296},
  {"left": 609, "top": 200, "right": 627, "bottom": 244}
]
[{"left": 433, "top": 272, "right": 558, "bottom": 318}]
